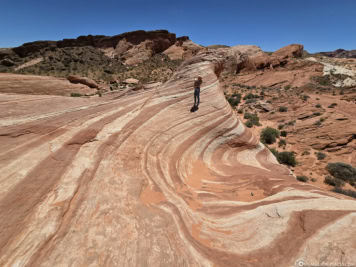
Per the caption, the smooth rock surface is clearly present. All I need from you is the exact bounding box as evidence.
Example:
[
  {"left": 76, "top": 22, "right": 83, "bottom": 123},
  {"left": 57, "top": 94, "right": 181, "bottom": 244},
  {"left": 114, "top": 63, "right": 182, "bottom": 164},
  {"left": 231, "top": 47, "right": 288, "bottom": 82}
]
[{"left": 0, "top": 51, "right": 355, "bottom": 267}]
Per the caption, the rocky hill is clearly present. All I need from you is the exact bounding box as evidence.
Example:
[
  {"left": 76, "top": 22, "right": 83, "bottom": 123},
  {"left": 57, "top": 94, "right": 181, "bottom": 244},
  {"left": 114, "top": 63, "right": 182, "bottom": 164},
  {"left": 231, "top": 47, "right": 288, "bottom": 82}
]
[
  {"left": 316, "top": 49, "right": 356, "bottom": 58},
  {"left": 0, "top": 30, "right": 202, "bottom": 85}
]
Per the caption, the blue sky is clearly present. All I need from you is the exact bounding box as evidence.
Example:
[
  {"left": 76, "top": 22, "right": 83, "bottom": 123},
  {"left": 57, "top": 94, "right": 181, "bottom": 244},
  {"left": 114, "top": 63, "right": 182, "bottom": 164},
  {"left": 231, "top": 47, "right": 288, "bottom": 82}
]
[{"left": 1, "top": 0, "right": 355, "bottom": 52}]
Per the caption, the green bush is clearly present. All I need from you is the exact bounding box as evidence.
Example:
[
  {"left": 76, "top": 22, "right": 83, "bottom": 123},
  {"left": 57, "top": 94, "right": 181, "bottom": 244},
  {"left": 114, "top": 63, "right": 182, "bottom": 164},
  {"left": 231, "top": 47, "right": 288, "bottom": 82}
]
[
  {"left": 332, "top": 187, "right": 356, "bottom": 199},
  {"left": 244, "top": 112, "right": 261, "bottom": 127},
  {"left": 324, "top": 175, "right": 345, "bottom": 187},
  {"left": 302, "top": 150, "right": 310, "bottom": 156},
  {"left": 297, "top": 176, "right": 309, "bottom": 182},
  {"left": 278, "top": 139, "right": 286, "bottom": 147},
  {"left": 238, "top": 109, "right": 244, "bottom": 114},
  {"left": 245, "top": 99, "right": 256, "bottom": 104},
  {"left": 278, "top": 106, "right": 288, "bottom": 112},
  {"left": 245, "top": 121, "right": 253, "bottom": 128},
  {"left": 277, "top": 151, "right": 297, "bottom": 166},
  {"left": 278, "top": 124, "right": 284, "bottom": 130},
  {"left": 260, "top": 127, "right": 280, "bottom": 144},
  {"left": 315, "top": 104, "right": 322, "bottom": 108},
  {"left": 243, "top": 93, "right": 259, "bottom": 100},
  {"left": 226, "top": 93, "right": 242, "bottom": 107},
  {"left": 316, "top": 152, "right": 326, "bottom": 160},
  {"left": 280, "top": 131, "right": 287, "bottom": 137},
  {"left": 326, "top": 162, "right": 356, "bottom": 183},
  {"left": 70, "top": 92, "right": 82, "bottom": 97},
  {"left": 313, "top": 112, "right": 321, "bottom": 116},
  {"left": 311, "top": 178, "right": 317, "bottom": 182}
]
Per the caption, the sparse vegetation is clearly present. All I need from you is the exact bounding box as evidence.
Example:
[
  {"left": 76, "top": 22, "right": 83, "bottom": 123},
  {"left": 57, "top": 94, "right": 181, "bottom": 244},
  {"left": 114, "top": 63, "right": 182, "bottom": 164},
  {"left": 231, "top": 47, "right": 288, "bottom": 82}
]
[
  {"left": 278, "top": 106, "right": 288, "bottom": 112},
  {"left": 244, "top": 112, "right": 261, "bottom": 127},
  {"left": 243, "top": 93, "right": 259, "bottom": 101},
  {"left": 324, "top": 175, "right": 345, "bottom": 187},
  {"left": 226, "top": 93, "right": 242, "bottom": 108},
  {"left": 260, "top": 127, "right": 280, "bottom": 144},
  {"left": 269, "top": 148, "right": 297, "bottom": 167},
  {"left": 313, "top": 112, "right": 321, "bottom": 116},
  {"left": 280, "top": 130, "right": 287, "bottom": 137},
  {"left": 70, "top": 92, "right": 82, "bottom": 97},
  {"left": 278, "top": 139, "right": 286, "bottom": 147},
  {"left": 316, "top": 152, "right": 326, "bottom": 160},
  {"left": 297, "top": 175, "right": 309, "bottom": 182},
  {"left": 331, "top": 187, "right": 356, "bottom": 199},
  {"left": 326, "top": 162, "right": 356, "bottom": 184}
]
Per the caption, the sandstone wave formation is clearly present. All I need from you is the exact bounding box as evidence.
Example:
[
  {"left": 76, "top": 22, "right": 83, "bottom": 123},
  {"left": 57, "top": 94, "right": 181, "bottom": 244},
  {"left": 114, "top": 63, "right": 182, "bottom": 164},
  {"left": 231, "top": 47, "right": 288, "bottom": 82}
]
[{"left": 0, "top": 51, "right": 356, "bottom": 267}]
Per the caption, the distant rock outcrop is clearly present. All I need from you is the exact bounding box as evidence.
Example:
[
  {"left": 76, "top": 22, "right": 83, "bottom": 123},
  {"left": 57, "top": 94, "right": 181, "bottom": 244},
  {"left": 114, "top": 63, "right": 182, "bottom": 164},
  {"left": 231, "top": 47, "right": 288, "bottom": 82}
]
[
  {"left": 272, "top": 44, "right": 304, "bottom": 59},
  {"left": 318, "top": 49, "right": 356, "bottom": 58},
  {"left": 220, "top": 44, "right": 305, "bottom": 74},
  {"left": 11, "top": 30, "right": 177, "bottom": 65},
  {"left": 163, "top": 36, "right": 203, "bottom": 60}
]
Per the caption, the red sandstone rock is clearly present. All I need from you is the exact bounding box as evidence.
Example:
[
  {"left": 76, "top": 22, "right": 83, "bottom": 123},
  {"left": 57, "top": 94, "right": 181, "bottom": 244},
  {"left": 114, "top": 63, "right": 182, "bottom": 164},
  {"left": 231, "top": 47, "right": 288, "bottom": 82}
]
[
  {"left": 272, "top": 44, "right": 304, "bottom": 59},
  {"left": 0, "top": 50, "right": 355, "bottom": 267},
  {"left": 0, "top": 73, "right": 97, "bottom": 96},
  {"left": 67, "top": 75, "right": 99, "bottom": 88}
]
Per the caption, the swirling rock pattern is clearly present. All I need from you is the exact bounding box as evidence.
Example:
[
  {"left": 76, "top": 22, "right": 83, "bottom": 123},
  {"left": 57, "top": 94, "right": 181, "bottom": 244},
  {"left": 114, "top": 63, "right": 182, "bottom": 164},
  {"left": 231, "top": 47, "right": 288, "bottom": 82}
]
[{"left": 0, "top": 51, "right": 355, "bottom": 267}]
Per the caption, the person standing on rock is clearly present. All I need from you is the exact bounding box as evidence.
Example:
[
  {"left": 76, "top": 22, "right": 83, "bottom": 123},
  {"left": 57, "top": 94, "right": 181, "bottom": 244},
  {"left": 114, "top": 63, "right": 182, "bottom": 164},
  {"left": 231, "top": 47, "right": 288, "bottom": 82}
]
[{"left": 194, "top": 76, "right": 202, "bottom": 106}]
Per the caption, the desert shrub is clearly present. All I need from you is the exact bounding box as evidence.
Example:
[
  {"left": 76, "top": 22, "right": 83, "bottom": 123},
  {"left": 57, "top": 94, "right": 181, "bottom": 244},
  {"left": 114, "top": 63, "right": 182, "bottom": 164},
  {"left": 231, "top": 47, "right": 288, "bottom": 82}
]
[
  {"left": 332, "top": 187, "right": 356, "bottom": 199},
  {"left": 260, "top": 127, "right": 280, "bottom": 144},
  {"left": 277, "top": 151, "right": 297, "bottom": 166},
  {"left": 311, "top": 178, "right": 317, "bottom": 182},
  {"left": 314, "top": 120, "right": 322, "bottom": 126},
  {"left": 269, "top": 148, "right": 279, "bottom": 158},
  {"left": 278, "top": 124, "right": 284, "bottom": 130},
  {"left": 297, "top": 176, "right": 309, "bottom": 182},
  {"left": 326, "top": 162, "right": 356, "bottom": 183},
  {"left": 324, "top": 175, "right": 345, "bottom": 187},
  {"left": 284, "top": 85, "right": 291, "bottom": 90},
  {"left": 226, "top": 93, "right": 241, "bottom": 107},
  {"left": 302, "top": 150, "right": 310, "bottom": 156},
  {"left": 243, "top": 93, "right": 259, "bottom": 100},
  {"left": 328, "top": 103, "right": 337, "bottom": 108},
  {"left": 238, "top": 109, "right": 244, "bottom": 114},
  {"left": 280, "top": 131, "right": 287, "bottom": 137},
  {"left": 314, "top": 75, "right": 333, "bottom": 86},
  {"left": 245, "top": 121, "right": 253, "bottom": 128},
  {"left": 70, "top": 92, "right": 82, "bottom": 97},
  {"left": 316, "top": 152, "right": 326, "bottom": 160},
  {"left": 286, "top": 120, "right": 296, "bottom": 126},
  {"left": 278, "top": 106, "right": 288, "bottom": 112},
  {"left": 244, "top": 112, "right": 261, "bottom": 127},
  {"left": 245, "top": 99, "right": 256, "bottom": 104},
  {"left": 278, "top": 139, "right": 286, "bottom": 147},
  {"left": 313, "top": 112, "right": 321, "bottom": 116},
  {"left": 315, "top": 104, "right": 322, "bottom": 108}
]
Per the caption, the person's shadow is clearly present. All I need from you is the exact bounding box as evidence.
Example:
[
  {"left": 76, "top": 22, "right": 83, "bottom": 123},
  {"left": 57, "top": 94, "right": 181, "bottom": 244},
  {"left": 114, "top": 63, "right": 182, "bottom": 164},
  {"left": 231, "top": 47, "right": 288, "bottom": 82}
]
[{"left": 190, "top": 105, "right": 199, "bottom": 112}]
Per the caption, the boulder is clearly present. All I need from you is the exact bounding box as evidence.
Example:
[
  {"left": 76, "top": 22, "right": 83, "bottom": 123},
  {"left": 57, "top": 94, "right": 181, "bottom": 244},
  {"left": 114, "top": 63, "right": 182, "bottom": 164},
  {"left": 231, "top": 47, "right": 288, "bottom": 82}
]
[
  {"left": 272, "top": 44, "right": 304, "bottom": 59},
  {"left": 67, "top": 75, "right": 99, "bottom": 88},
  {"left": 124, "top": 78, "right": 139, "bottom": 84},
  {"left": 163, "top": 40, "right": 203, "bottom": 60}
]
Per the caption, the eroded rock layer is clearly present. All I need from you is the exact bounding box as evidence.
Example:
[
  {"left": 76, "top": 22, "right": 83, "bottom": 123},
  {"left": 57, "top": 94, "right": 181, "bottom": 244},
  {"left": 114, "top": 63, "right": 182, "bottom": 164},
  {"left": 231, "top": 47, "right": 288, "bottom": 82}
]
[{"left": 0, "top": 51, "right": 355, "bottom": 267}]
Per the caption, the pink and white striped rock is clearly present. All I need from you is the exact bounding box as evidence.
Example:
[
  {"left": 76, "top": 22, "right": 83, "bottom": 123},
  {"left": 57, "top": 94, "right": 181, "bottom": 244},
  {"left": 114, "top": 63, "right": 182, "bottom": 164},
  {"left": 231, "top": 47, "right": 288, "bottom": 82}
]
[{"left": 0, "top": 51, "right": 355, "bottom": 267}]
